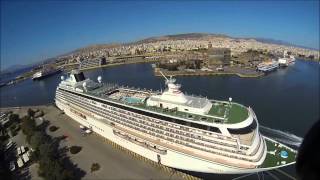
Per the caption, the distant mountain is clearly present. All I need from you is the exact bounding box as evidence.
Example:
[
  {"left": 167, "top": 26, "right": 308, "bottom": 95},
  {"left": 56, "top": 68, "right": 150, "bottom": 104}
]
[
  {"left": 1, "top": 64, "right": 27, "bottom": 72},
  {"left": 246, "top": 37, "right": 318, "bottom": 51},
  {"left": 0, "top": 64, "right": 33, "bottom": 74},
  {"left": 0, "top": 60, "right": 46, "bottom": 75},
  {"left": 66, "top": 43, "right": 122, "bottom": 55},
  {"left": 132, "top": 33, "right": 318, "bottom": 50},
  {"left": 57, "top": 33, "right": 317, "bottom": 57},
  {"left": 253, "top": 38, "right": 293, "bottom": 46},
  {"left": 132, "top": 33, "right": 229, "bottom": 44}
]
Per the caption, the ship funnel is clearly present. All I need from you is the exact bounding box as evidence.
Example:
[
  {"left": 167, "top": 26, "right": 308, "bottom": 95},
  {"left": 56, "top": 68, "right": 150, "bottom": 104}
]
[{"left": 70, "top": 70, "right": 85, "bottom": 82}]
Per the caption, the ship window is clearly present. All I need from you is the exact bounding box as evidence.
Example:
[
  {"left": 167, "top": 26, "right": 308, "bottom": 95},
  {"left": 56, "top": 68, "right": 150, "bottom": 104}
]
[
  {"left": 190, "top": 122, "right": 206, "bottom": 130},
  {"left": 208, "top": 126, "right": 221, "bottom": 133},
  {"left": 74, "top": 72, "right": 85, "bottom": 82},
  {"left": 227, "top": 120, "right": 257, "bottom": 134}
]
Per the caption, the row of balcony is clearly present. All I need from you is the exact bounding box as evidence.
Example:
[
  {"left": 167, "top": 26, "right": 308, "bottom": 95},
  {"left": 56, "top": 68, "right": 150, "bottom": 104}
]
[{"left": 57, "top": 91, "right": 259, "bottom": 162}]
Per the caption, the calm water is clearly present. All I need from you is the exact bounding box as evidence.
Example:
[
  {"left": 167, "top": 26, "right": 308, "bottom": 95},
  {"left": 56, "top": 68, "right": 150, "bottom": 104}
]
[{"left": 1, "top": 60, "right": 319, "bottom": 179}]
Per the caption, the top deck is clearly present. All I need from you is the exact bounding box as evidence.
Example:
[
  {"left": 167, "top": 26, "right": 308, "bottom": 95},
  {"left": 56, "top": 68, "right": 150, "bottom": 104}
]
[
  {"left": 87, "top": 84, "right": 250, "bottom": 125},
  {"left": 260, "top": 137, "right": 296, "bottom": 169}
]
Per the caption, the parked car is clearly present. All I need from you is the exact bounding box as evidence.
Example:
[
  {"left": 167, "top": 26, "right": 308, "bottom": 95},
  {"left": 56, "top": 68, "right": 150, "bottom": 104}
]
[
  {"left": 5, "top": 140, "right": 13, "bottom": 151},
  {"left": 9, "top": 161, "right": 15, "bottom": 172},
  {"left": 20, "top": 146, "right": 25, "bottom": 154},
  {"left": 22, "top": 153, "right": 29, "bottom": 163},
  {"left": 17, "top": 147, "right": 21, "bottom": 156},
  {"left": 85, "top": 129, "right": 92, "bottom": 134},
  {"left": 17, "top": 157, "right": 24, "bottom": 168}
]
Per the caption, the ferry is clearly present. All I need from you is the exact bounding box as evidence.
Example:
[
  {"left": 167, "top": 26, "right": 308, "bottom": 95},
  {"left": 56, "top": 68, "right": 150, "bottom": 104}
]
[
  {"left": 32, "top": 67, "right": 61, "bottom": 80},
  {"left": 257, "top": 60, "right": 279, "bottom": 72},
  {"left": 278, "top": 51, "right": 295, "bottom": 67},
  {"left": 278, "top": 56, "right": 295, "bottom": 67},
  {"left": 55, "top": 70, "right": 297, "bottom": 174}
]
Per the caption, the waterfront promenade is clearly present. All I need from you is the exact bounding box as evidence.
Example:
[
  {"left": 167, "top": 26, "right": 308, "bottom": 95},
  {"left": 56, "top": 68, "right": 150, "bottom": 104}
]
[{"left": 154, "top": 66, "right": 264, "bottom": 78}]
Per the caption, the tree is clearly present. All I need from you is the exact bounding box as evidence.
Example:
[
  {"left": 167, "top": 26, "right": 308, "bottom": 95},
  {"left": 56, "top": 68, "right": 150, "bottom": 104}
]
[
  {"left": 39, "top": 143, "right": 56, "bottom": 159},
  {"left": 27, "top": 108, "right": 35, "bottom": 117},
  {"left": 69, "top": 146, "right": 82, "bottom": 154},
  {"left": 49, "top": 126, "right": 58, "bottom": 132},
  {"left": 9, "top": 114, "right": 19, "bottom": 123},
  {"left": 30, "top": 131, "right": 46, "bottom": 150},
  {"left": 21, "top": 116, "right": 36, "bottom": 142},
  {"left": 91, "top": 163, "right": 100, "bottom": 173},
  {"left": 60, "top": 169, "right": 75, "bottom": 180}
]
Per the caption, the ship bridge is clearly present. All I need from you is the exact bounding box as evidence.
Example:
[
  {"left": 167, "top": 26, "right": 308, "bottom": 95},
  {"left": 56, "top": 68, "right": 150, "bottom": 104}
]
[{"left": 146, "top": 73, "right": 212, "bottom": 115}]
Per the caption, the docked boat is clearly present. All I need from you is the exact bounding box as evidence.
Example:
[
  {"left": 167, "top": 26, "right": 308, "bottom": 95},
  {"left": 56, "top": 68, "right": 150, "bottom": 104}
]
[
  {"left": 278, "top": 56, "right": 295, "bottom": 67},
  {"left": 55, "top": 70, "right": 297, "bottom": 174},
  {"left": 32, "top": 66, "right": 61, "bottom": 80},
  {"left": 278, "top": 51, "right": 295, "bottom": 67},
  {"left": 257, "top": 60, "right": 279, "bottom": 72}
]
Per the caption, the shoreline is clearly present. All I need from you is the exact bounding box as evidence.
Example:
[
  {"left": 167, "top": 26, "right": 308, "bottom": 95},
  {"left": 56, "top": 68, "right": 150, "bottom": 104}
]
[
  {"left": 154, "top": 71, "right": 264, "bottom": 78},
  {"left": 1, "top": 58, "right": 317, "bottom": 89},
  {"left": 77, "top": 58, "right": 265, "bottom": 78}
]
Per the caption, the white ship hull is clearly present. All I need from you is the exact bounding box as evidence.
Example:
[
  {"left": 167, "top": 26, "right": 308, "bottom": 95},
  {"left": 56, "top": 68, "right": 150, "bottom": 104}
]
[
  {"left": 32, "top": 69, "right": 61, "bottom": 80},
  {"left": 55, "top": 99, "right": 287, "bottom": 174},
  {"left": 257, "top": 62, "right": 279, "bottom": 72},
  {"left": 278, "top": 58, "right": 295, "bottom": 67}
]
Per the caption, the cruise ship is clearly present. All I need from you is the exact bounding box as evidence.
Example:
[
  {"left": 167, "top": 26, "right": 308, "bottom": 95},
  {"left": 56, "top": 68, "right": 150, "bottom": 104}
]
[
  {"left": 32, "top": 67, "right": 61, "bottom": 80},
  {"left": 55, "top": 70, "right": 297, "bottom": 174},
  {"left": 257, "top": 60, "right": 279, "bottom": 72}
]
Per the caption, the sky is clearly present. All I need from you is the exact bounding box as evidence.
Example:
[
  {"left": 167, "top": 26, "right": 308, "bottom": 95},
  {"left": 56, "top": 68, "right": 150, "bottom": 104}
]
[{"left": 1, "top": 0, "right": 319, "bottom": 70}]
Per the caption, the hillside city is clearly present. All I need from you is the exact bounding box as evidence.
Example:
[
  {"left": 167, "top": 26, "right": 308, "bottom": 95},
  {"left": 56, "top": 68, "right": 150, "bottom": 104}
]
[{"left": 58, "top": 35, "right": 319, "bottom": 65}]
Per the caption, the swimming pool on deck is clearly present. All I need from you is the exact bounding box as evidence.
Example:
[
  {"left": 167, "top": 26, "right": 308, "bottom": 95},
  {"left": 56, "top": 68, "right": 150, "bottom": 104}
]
[{"left": 123, "top": 97, "right": 144, "bottom": 104}]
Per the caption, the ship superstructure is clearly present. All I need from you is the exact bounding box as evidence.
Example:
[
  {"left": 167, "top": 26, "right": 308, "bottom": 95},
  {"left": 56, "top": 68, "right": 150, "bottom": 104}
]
[
  {"left": 278, "top": 51, "right": 295, "bottom": 67},
  {"left": 55, "top": 70, "right": 296, "bottom": 174}
]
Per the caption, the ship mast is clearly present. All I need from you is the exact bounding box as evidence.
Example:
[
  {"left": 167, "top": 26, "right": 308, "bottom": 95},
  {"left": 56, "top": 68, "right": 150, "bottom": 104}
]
[{"left": 159, "top": 71, "right": 169, "bottom": 81}]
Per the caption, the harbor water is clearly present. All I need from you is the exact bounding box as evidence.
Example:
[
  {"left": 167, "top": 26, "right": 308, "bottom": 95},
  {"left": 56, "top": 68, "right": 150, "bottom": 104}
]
[{"left": 0, "top": 59, "right": 319, "bottom": 179}]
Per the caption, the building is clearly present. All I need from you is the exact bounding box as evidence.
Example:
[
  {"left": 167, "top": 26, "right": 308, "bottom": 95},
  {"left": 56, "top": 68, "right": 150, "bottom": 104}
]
[
  {"left": 205, "top": 48, "right": 231, "bottom": 66},
  {"left": 79, "top": 56, "right": 108, "bottom": 70}
]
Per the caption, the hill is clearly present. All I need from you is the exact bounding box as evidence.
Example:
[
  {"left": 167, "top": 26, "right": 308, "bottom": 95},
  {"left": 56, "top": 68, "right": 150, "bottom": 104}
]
[
  {"left": 132, "top": 33, "right": 229, "bottom": 44},
  {"left": 66, "top": 43, "right": 122, "bottom": 55}
]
